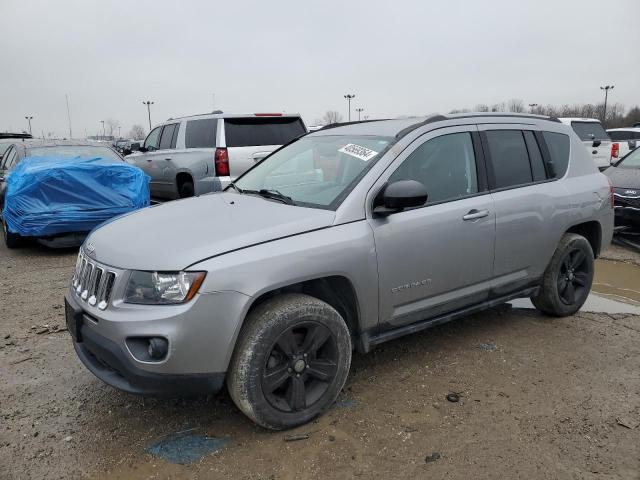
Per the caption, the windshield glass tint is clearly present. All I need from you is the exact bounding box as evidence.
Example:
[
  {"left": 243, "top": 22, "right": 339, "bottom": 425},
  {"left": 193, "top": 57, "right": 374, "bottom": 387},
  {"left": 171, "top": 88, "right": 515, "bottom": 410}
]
[
  {"left": 234, "top": 135, "right": 393, "bottom": 208},
  {"left": 619, "top": 148, "right": 640, "bottom": 168},
  {"left": 571, "top": 122, "right": 610, "bottom": 141},
  {"left": 27, "top": 146, "right": 121, "bottom": 161}
]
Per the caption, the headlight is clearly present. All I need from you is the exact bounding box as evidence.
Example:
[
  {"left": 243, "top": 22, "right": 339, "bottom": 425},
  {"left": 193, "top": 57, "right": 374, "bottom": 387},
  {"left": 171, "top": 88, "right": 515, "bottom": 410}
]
[{"left": 124, "top": 271, "right": 206, "bottom": 305}]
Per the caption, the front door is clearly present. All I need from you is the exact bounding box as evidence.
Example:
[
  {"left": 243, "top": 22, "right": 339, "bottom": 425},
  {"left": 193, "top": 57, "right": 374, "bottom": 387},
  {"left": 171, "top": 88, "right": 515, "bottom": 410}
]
[{"left": 368, "top": 126, "right": 496, "bottom": 329}]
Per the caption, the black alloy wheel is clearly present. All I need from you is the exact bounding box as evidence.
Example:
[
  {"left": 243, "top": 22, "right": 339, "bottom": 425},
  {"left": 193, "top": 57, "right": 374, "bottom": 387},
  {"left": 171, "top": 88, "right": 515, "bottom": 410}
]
[
  {"left": 262, "top": 322, "right": 339, "bottom": 412},
  {"left": 557, "top": 248, "right": 590, "bottom": 305}
]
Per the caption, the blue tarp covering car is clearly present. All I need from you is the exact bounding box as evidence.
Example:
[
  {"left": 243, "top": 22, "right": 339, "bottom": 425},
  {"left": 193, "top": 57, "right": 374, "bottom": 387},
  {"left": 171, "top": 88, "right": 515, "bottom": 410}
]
[{"left": 3, "top": 156, "right": 150, "bottom": 240}]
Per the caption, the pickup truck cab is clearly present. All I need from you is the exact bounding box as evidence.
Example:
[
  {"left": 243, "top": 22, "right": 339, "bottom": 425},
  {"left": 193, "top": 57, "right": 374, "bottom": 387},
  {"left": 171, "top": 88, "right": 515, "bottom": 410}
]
[
  {"left": 127, "top": 112, "right": 307, "bottom": 199},
  {"left": 558, "top": 117, "right": 612, "bottom": 170},
  {"left": 67, "top": 113, "right": 613, "bottom": 430},
  {"left": 607, "top": 127, "right": 640, "bottom": 161}
]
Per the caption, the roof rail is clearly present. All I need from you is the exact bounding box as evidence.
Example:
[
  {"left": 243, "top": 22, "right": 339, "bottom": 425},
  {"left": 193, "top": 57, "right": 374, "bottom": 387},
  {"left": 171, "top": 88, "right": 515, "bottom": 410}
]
[
  {"left": 318, "top": 119, "right": 389, "bottom": 131},
  {"left": 395, "top": 115, "right": 447, "bottom": 139},
  {"left": 396, "top": 112, "right": 560, "bottom": 140}
]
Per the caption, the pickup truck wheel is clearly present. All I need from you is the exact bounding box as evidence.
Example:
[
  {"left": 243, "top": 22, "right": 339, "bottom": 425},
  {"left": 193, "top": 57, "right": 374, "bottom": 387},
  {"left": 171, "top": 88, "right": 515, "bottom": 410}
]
[
  {"left": 178, "top": 181, "right": 194, "bottom": 198},
  {"left": 227, "top": 293, "right": 351, "bottom": 430},
  {"left": 2, "top": 219, "right": 22, "bottom": 249},
  {"left": 531, "top": 233, "right": 594, "bottom": 317}
]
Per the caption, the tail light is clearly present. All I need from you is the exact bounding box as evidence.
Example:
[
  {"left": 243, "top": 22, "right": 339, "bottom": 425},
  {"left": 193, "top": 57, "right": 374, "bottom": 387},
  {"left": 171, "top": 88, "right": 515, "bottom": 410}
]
[
  {"left": 606, "top": 176, "right": 614, "bottom": 208},
  {"left": 214, "top": 148, "right": 229, "bottom": 176},
  {"left": 611, "top": 142, "right": 619, "bottom": 158}
]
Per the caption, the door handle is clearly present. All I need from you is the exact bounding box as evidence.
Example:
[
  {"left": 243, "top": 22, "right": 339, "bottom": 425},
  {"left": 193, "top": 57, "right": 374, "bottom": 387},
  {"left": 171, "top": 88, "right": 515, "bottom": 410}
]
[
  {"left": 462, "top": 209, "right": 489, "bottom": 221},
  {"left": 164, "top": 158, "right": 171, "bottom": 161},
  {"left": 146, "top": 159, "right": 152, "bottom": 162}
]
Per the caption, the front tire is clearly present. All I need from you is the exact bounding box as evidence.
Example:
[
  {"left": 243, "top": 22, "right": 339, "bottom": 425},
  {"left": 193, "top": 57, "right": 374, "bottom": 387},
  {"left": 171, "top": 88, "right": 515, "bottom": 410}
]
[
  {"left": 2, "top": 219, "right": 22, "bottom": 249},
  {"left": 531, "top": 233, "right": 594, "bottom": 317},
  {"left": 227, "top": 293, "right": 352, "bottom": 430}
]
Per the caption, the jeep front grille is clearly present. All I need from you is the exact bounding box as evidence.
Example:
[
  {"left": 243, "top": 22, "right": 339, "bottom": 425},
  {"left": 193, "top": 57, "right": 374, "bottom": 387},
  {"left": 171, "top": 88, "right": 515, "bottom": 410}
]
[{"left": 72, "top": 252, "right": 117, "bottom": 310}]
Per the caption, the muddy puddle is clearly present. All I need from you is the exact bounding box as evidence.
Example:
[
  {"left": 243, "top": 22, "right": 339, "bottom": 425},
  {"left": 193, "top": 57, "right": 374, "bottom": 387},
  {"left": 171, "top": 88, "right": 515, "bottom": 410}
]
[{"left": 511, "top": 258, "right": 640, "bottom": 315}]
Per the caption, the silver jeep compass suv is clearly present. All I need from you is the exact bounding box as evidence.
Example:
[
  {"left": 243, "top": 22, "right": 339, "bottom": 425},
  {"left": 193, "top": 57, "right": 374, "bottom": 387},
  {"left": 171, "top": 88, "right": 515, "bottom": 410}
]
[{"left": 66, "top": 113, "right": 614, "bottom": 430}]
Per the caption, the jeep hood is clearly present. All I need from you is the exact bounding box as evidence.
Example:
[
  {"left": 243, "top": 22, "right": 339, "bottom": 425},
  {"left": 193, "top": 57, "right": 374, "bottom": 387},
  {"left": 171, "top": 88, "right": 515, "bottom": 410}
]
[{"left": 85, "top": 192, "right": 336, "bottom": 270}]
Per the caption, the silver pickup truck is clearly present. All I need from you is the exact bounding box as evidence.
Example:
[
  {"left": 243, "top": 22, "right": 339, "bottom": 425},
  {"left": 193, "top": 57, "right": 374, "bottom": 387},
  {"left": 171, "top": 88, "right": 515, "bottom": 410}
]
[{"left": 127, "top": 112, "right": 307, "bottom": 199}]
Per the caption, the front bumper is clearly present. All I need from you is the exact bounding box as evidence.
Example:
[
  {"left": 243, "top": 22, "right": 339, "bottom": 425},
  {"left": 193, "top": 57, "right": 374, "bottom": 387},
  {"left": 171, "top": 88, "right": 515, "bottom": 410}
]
[
  {"left": 65, "top": 285, "right": 250, "bottom": 396},
  {"left": 614, "top": 205, "right": 640, "bottom": 228},
  {"left": 74, "top": 320, "right": 225, "bottom": 396}
]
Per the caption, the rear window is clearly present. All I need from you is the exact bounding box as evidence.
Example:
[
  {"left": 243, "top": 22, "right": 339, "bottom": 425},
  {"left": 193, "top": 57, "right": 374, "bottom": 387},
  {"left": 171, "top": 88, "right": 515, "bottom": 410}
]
[
  {"left": 571, "top": 121, "right": 610, "bottom": 141},
  {"left": 185, "top": 118, "right": 217, "bottom": 148},
  {"left": 542, "top": 132, "right": 570, "bottom": 177},
  {"left": 224, "top": 117, "right": 306, "bottom": 147},
  {"left": 27, "top": 146, "right": 122, "bottom": 162}
]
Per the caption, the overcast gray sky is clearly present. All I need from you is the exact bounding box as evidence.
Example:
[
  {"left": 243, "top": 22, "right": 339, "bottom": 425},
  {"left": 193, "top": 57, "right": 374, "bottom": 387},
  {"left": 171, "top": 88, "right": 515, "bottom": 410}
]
[{"left": 1, "top": 0, "right": 638, "bottom": 138}]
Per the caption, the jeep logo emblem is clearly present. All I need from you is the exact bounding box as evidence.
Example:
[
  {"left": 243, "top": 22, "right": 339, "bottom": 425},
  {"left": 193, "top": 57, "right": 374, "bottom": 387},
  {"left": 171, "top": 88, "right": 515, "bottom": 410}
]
[{"left": 86, "top": 242, "right": 96, "bottom": 256}]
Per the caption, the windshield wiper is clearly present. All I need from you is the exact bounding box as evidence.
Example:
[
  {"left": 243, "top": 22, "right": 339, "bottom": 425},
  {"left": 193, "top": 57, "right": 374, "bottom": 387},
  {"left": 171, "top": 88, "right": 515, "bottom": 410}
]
[{"left": 242, "top": 188, "right": 295, "bottom": 205}]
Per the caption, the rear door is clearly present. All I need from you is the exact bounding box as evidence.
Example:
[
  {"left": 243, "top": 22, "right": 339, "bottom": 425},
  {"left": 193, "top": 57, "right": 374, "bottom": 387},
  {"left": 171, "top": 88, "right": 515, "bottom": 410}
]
[
  {"left": 570, "top": 121, "right": 611, "bottom": 170},
  {"left": 222, "top": 116, "right": 307, "bottom": 179},
  {"left": 479, "top": 125, "right": 566, "bottom": 293}
]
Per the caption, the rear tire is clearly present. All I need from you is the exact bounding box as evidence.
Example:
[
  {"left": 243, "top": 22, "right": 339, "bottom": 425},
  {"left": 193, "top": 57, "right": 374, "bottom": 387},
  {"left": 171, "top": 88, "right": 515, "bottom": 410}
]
[
  {"left": 227, "top": 293, "right": 352, "bottom": 430},
  {"left": 178, "top": 180, "right": 194, "bottom": 198},
  {"left": 2, "top": 219, "right": 22, "bottom": 249},
  {"left": 531, "top": 233, "right": 594, "bottom": 317}
]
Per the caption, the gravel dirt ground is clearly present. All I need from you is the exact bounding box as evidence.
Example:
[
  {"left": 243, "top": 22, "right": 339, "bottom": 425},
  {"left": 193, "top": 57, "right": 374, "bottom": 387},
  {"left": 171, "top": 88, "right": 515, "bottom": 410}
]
[{"left": 1, "top": 241, "right": 639, "bottom": 480}]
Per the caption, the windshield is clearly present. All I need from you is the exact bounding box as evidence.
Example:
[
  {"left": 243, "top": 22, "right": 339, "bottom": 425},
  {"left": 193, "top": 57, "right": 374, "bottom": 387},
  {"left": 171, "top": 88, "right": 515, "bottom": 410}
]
[
  {"left": 234, "top": 135, "right": 393, "bottom": 209},
  {"left": 571, "top": 121, "right": 610, "bottom": 141},
  {"left": 0, "top": 143, "right": 12, "bottom": 157},
  {"left": 26, "top": 145, "right": 121, "bottom": 161},
  {"left": 618, "top": 148, "right": 640, "bottom": 168}
]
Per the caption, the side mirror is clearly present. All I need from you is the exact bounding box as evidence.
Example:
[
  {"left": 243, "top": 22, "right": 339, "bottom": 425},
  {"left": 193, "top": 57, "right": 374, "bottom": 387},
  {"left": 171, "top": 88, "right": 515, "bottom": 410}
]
[
  {"left": 138, "top": 146, "right": 148, "bottom": 153},
  {"left": 592, "top": 140, "right": 601, "bottom": 148},
  {"left": 122, "top": 148, "right": 132, "bottom": 156},
  {"left": 374, "top": 180, "right": 428, "bottom": 216}
]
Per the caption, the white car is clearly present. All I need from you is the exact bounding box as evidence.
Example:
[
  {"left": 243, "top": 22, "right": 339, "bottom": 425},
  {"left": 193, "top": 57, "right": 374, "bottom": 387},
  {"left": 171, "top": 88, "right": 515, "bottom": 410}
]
[
  {"left": 558, "top": 118, "right": 612, "bottom": 170},
  {"left": 128, "top": 112, "right": 308, "bottom": 199},
  {"left": 607, "top": 127, "right": 640, "bottom": 161}
]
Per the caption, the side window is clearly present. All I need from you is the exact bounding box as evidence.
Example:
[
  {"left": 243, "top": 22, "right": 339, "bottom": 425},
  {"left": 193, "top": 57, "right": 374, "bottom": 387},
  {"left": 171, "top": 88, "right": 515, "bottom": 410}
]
[
  {"left": 171, "top": 122, "right": 180, "bottom": 148},
  {"left": 185, "top": 118, "right": 217, "bottom": 148},
  {"left": 485, "top": 130, "right": 532, "bottom": 189},
  {"left": 144, "top": 126, "right": 162, "bottom": 151},
  {"left": 1, "top": 147, "right": 12, "bottom": 169},
  {"left": 388, "top": 132, "right": 478, "bottom": 204},
  {"left": 4, "top": 148, "right": 17, "bottom": 170},
  {"left": 523, "top": 131, "right": 547, "bottom": 181},
  {"left": 542, "top": 132, "right": 570, "bottom": 177},
  {"left": 608, "top": 131, "right": 630, "bottom": 141},
  {"left": 159, "top": 123, "right": 178, "bottom": 150}
]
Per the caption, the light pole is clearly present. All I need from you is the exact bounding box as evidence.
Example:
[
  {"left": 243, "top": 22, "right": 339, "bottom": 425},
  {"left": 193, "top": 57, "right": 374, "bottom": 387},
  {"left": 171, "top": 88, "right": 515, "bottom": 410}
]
[
  {"left": 600, "top": 85, "right": 614, "bottom": 125},
  {"left": 118, "top": 126, "right": 121, "bottom": 139},
  {"left": 100, "top": 120, "right": 105, "bottom": 140},
  {"left": 344, "top": 94, "right": 355, "bottom": 122},
  {"left": 25, "top": 116, "right": 33, "bottom": 135},
  {"left": 143, "top": 101, "right": 154, "bottom": 130},
  {"left": 355, "top": 107, "right": 364, "bottom": 121},
  {"left": 528, "top": 103, "right": 538, "bottom": 114}
]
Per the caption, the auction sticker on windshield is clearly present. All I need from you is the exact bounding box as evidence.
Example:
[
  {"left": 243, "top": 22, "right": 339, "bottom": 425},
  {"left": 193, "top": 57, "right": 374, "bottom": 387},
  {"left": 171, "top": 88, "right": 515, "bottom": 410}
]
[{"left": 338, "top": 144, "right": 378, "bottom": 162}]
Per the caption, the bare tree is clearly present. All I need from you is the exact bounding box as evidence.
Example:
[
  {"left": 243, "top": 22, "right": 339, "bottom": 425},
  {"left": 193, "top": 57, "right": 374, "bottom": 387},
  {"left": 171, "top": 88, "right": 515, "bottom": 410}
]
[
  {"left": 128, "top": 124, "right": 146, "bottom": 140},
  {"left": 506, "top": 99, "right": 525, "bottom": 113},
  {"left": 105, "top": 118, "right": 120, "bottom": 138},
  {"left": 474, "top": 104, "right": 490, "bottom": 112},
  {"left": 322, "top": 110, "right": 343, "bottom": 125},
  {"left": 490, "top": 102, "right": 505, "bottom": 112}
]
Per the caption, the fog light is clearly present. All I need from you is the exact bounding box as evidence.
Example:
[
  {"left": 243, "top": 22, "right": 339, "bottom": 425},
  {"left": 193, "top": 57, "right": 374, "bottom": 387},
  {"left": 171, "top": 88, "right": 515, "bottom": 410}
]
[{"left": 147, "top": 337, "right": 168, "bottom": 360}]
